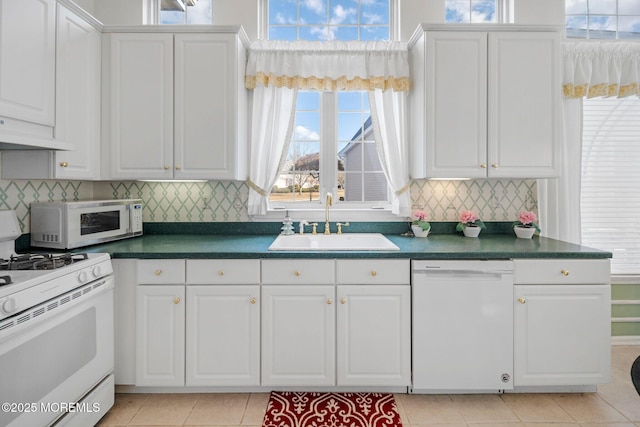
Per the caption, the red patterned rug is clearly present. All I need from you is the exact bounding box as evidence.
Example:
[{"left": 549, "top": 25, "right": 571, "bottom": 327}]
[{"left": 262, "top": 391, "right": 403, "bottom": 427}]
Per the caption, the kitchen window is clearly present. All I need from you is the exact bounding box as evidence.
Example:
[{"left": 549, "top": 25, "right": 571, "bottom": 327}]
[
  {"left": 154, "top": 0, "right": 213, "bottom": 24},
  {"left": 566, "top": 0, "right": 640, "bottom": 39},
  {"left": 445, "top": 0, "right": 498, "bottom": 23},
  {"left": 258, "top": 0, "right": 401, "bottom": 219}
]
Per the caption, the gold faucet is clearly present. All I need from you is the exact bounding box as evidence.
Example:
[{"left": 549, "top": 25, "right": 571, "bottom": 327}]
[{"left": 324, "top": 192, "right": 333, "bottom": 235}]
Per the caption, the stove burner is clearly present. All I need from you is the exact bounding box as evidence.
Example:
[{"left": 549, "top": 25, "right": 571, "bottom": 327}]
[
  {"left": 0, "top": 253, "right": 89, "bottom": 271},
  {"left": 0, "top": 275, "right": 11, "bottom": 287}
]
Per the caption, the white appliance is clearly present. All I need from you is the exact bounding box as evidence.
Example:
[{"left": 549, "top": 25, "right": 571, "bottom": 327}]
[
  {"left": 30, "top": 199, "right": 143, "bottom": 250},
  {"left": 411, "top": 260, "right": 514, "bottom": 393},
  {"left": 0, "top": 210, "right": 115, "bottom": 427}
]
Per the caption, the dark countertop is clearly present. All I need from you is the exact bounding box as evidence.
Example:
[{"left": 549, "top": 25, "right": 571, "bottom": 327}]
[{"left": 80, "top": 232, "right": 612, "bottom": 260}]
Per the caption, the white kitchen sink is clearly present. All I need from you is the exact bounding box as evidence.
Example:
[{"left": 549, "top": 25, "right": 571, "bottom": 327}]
[{"left": 268, "top": 233, "right": 400, "bottom": 251}]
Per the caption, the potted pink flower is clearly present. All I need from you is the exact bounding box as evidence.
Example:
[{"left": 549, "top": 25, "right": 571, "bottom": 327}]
[
  {"left": 411, "top": 210, "right": 431, "bottom": 237},
  {"left": 513, "top": 211, "right": 540, "bottom": 239},
  {"left": 456, "top": 210, "right": 485, "bottom": 238}
]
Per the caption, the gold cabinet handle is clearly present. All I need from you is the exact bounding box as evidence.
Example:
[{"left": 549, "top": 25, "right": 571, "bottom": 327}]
[
  {"left": 294, "top": 270, "right": 301, "bottom": 277},
  {"left": 340, "top": 297, "right": 346, "bottom": 304},
  {"left": 155, "top": 270, "right": 162, "bottom": 276},
  {"left": 218, "top": 270, "right": 225, "bottom": 276},
  {"left": 480, "top": 163, "right": 487, "bottom": 168},
  {"left": 163, "top": 165, "right": 170, "bottom": 170},
  {"left": 371, "top": 270, "right": 377, "bottom": 277},
  {"left": 175, "top": 166, "right": 181, "bottom": 170},
  {"left": 492, "top": 163, "right": 498, "bottom": 168},
  {"left": 59, "top": 162, "right": 69, "bottom": 168},
  {"left": 561, "top": 270, "right": 570, "bottom": 276},
  {"left": 250, "top": 297, "right": 256, "bottom": 304},
  {"left": 518, "top": 297, "right": 526, "bottom": 304},
  {"left": 174, "top": 297, "right": 181, "bottom": 304},
  {"left": 327, "top": 298, "right": 333, "bottom": 305}
]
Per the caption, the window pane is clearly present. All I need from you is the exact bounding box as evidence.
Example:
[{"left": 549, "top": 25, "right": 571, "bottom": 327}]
[
  {"left": 589, "top": 15, "right": 618, "bottom": 38},
  {"left": 618, "top": 16, "right": 640, "bottom": 36},
  {"left": 331, "top": 0, "right": 358, "bottom": 24},
  {"left": 588, "top": 0, "right": 617, "bottom": 15},
  {"left": 566, "top": 0, "right": 587, "bottom": 15},
  {"left": 446, "top": 0, "right": 470, "bottom": 23},
  {"left": 300, "top": 0, "right": 327, "bottom": 24},
  {"left": 270, "top": 0, "right": 297, "bottom": 24},
  {"left": 471, "top": 1, "right": 496, "bottom": 23},
  {"left": 269, "top": 27, "right": 298, "bottom": 41},
  {"left": 620, "top": 0, "right": 640, "bottom": 15},
  {"left": 446, "top": 0, "right": 496, "bottom": 23},
  {"left": 187, "top": 0, "right": 212, "bottom": 24},
  {"left": 333, "top": 26, "right": 360, "bottom": 41}
]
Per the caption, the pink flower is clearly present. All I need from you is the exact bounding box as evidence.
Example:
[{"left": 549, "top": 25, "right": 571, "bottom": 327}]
[
  {"left": 518, "top": 211, "right": 538, "bottom": 225},
  {"left": 460, "top": 210, "right": 479, "bottom": 224},
  {"left": 413, "top": 210, "right": 428, "bottom": 221}
]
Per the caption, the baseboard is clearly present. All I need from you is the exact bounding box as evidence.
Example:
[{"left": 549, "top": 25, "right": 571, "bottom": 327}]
[{"left": 612, "top": 336, "right": 640, "bottom": 345}]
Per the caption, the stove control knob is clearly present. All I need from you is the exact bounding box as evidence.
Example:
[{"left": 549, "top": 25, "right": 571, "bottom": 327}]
[
  {"left": 78, "top": 271, "right": 89, "bottom": 284},
  {"left": 92, "top": 266, "right": 102, "bottom": 278},
  {"left": 1, "top": 297, "right": 17, "bottom": 315}
]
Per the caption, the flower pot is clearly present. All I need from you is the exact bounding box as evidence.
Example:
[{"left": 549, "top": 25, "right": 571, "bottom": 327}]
[
  {"left": 463, "top": 226, "right": 481, "bottom": 238},
  {"left": 412, "top": 225, "right": 430, "bottom": 238},
  {"left": 514, "top": 225, "right": 536, "bottom": 239}
]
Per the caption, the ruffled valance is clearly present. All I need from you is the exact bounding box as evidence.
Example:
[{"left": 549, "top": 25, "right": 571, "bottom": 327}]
[
  {"left": 563, "top": 41, "right": 640, "bottom": 98},
  {"left": 245, "top": 40, "right": 410, "bottom": 92}
]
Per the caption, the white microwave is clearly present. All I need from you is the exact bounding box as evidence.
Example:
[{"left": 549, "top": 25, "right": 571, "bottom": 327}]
[{"left": 30, "top": 199, "right": 143, "bottom": 249}]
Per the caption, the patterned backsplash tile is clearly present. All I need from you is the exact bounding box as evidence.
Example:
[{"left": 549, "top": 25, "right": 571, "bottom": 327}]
[{"left": 1, "top": 177, "right": 537, "bottom": 233}]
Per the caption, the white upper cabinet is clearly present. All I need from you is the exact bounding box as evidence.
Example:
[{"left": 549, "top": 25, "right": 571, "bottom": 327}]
[
  {"left": 102, "top": 29, "right": 248, "bottom": 181},
  {"left": 0, "top": 0, "right": 55, "bottom": 126},
  {"left": 409, "top": 26, "right": 561, "bottom": 179}
]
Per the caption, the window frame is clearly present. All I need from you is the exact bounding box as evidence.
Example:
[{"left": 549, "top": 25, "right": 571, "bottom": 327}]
[{"left": 566, "top": 0, "right": 640, "bottom": 39}]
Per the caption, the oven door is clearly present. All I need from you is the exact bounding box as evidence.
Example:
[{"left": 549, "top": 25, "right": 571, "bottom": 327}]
[
  {"left": 0, "top": 277, "right": 114, "bottom": 427},
  {"left": 67, "top": 204, "right": 131, "bottom": 247}
]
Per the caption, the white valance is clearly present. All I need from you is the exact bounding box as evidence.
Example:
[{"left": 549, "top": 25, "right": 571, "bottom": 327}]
[
  {"left": 563, "top": 41, "right": 640, "bottom": 98},
  {"left": 245, "top": 40, "right": 410, "bottom": 92}
]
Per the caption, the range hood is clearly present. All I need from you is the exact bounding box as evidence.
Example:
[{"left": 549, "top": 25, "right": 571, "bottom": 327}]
[{"left": 0, "top": 133, "right": 74, "bottom": 150}]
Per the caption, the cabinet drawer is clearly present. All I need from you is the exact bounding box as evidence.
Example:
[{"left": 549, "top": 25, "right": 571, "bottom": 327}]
[
  {"left": 513, "top": 259, "right": 610, "bottom": 285},
  {"left": 336, "top": 259, "right": 410, "bottom": 285},
  {"left": 186, "top": 259, "right": 260, "bottom": 284},
  {"left": 262, "top": 259, "right": 335, "bottom": 285},
  {"left": 137, "top": 259, "right": 186, "bottom": 284}
]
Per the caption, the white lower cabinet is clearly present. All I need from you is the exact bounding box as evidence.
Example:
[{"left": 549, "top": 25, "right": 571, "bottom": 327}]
[
  {"left": 337, "top": 285, "right": 411, "bottom": 386},
  {"left": 135, "top": 285, "right": 186, "bottom": 386},
  {"left": 513, "top": 259, "right": 611, "bottom": 387},
  {"left": 262, "top": 285, "right": 336, "bottom": 386},
  {"left": 186, "top": 285, "right": 260, "bottom": 386},
  {"left": 261, "top": 259, "right": 411, "bottom": 387}
]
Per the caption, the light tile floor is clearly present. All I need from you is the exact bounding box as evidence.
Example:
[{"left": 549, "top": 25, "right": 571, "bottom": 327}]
[{"left": 98, "top": 345, "right": 640, "bottom": 427}]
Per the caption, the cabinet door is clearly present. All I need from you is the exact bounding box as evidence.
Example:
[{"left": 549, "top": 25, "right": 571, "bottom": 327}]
[
  {"left": 336, "top": 285, "right": 411, "bottom": 386},
  {"left": 424, "top": 31, "right": 487, "bottom": 179},
  {"left": 185, "top": 285, "right": 260, "bottom": 386},
  {"left": 55, "top": 4, "right": 101, "bottom": 179},
  {"left": 174, "top": 33, "right": 242, "bottom": 180},
  {"left": 135, "top": 285, "right": 185, "bottom": 386},
  {"left": 262, "top": 285, "right": 335, "bottom": 386},
  {"left": 107, "top": 33, "right": 173, "bottom": 180},
  {"left": 514, "top": 284, "right": 611, "bottom": 386},
  {"left": 0, "top": 0, "right": 55, "bottom": 126},
  {"left": 488, "top": 32, "right": 561, "bottom": 178}
]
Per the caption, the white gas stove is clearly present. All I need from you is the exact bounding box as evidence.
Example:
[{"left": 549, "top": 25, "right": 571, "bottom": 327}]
[{"left": 0, "top": 209, "right": 115, "bottom": 427}]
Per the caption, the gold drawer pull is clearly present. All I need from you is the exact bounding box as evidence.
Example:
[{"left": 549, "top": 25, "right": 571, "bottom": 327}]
[
  {"left": 163, "top": 165, "right": 170, "bottom": 170},
  {"left": 492, "top": 163, "right": 498, "bottom": 168},
  {"left": 218, "top": 270, "right": 225, "bottom": 276},
  {"left": 175, "top": 166, "right": 181, "bottom": 170},
  {"left": 327, "top": 298, "right": 333, "bottom": 305},
  {"left": 340, "top": 298, "right": 346, "bottom": 304},
  {"left": 480, "top": 163, "right": 487, "bottom": 168},
  {"left": 294, "top": 270, "right": 301, "bottom": 277},
  {"left": 59, "top": 162, "right": 69, "bottom": 167},
  {"left": 250, "top": 297, "right": 256, "bottom": 304},
  {"left": 561, "top": 270, "right": 570, "bottom": 276},
  {"left": 518, "top": 297, "right": 526, "bottom": 304},
  {"left": 371, "top": 270, "right": 377, "bottom": 277},
  {"left": 155, "top": 270, "right": 162, "bottom": 276},
  {"left": 173, "top": 297, "right": 181, "bottom": 304}
]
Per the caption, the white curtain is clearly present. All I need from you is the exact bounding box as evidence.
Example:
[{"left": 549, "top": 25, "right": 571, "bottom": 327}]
[
  {"left": 245, "top": 39, "right": 410, "bottom": 216},
  {"left": 562, "top": 41, "right": 640, "bottom": 99},
  {"left": 537, "top": 98, "right": 583, "bottom": 244},
  {"left": 246, "top": 85, "right": 298, "bottom": 215},
  {"left": 369, "top": 89, "right": 410, "bottom": 216}
]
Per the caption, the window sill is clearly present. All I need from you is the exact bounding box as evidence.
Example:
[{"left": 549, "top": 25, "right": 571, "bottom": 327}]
[{"left": 251, "top": 207, "right": 405, "bottom": 223}]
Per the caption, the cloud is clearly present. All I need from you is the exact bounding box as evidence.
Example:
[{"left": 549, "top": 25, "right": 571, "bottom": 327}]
[
  {"left": 331, "top": 4, "right": 357, "bottom": 24},
  {"left": 304, "top": 0, "right": 325, "bottom": 15},
  {"left": 293, "top": 125, "right": 320, "bottom": 140},
  {"left": 363, "top": 11, "right": 383, "bottom": 24}
]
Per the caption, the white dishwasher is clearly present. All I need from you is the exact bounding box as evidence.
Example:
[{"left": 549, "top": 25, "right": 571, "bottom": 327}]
[{"left": 411, "top": 260, "right": 514, "bottom": 393}]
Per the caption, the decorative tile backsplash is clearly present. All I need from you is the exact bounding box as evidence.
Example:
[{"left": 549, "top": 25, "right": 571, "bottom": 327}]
[{"left": 1, "top": 177, "right": 537, "bottom": 233}]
